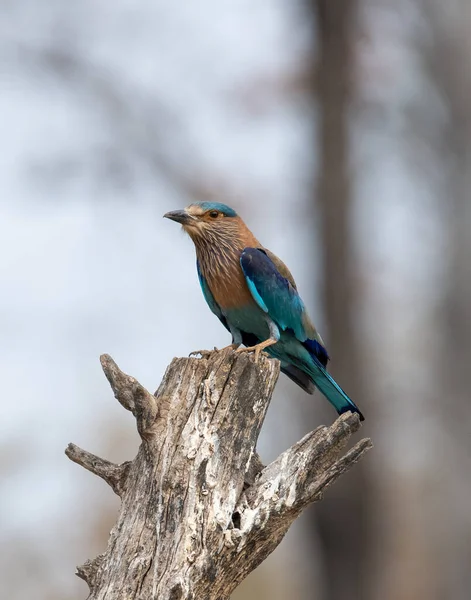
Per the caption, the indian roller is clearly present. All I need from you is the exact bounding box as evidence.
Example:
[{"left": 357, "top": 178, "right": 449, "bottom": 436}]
[{"left": 164, "top": 201, "right": 364, "bottom": 421}]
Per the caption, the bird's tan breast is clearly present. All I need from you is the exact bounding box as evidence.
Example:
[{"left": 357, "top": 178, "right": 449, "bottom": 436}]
[
  {"left": 201, "top": 256, "right": 254, "bottom": 310},
  {"left": 195, "top": 218, "right": 261, "bottom": 311}
]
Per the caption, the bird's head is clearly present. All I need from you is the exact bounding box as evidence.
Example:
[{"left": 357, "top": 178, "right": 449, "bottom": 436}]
[{"left": 164, "top": 202, "right": 240, "bottom": 245}]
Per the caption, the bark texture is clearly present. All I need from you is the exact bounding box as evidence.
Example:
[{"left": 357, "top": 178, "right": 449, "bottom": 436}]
[{"left": 66, "top": 350, "right": 372, "bottom": 600}]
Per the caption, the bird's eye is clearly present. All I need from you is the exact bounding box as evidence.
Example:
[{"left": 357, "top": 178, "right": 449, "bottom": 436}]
[{"left": 209, "top": 210, "right": 219, "bottom": 219}]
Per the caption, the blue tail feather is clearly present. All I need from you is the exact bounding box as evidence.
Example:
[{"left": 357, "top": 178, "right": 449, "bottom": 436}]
[
  {"left": 238, "top": 330, "right": 364, "bottom": 420},
  {"left": 309, "top": 360, "right": 364, "bottom": 421}
]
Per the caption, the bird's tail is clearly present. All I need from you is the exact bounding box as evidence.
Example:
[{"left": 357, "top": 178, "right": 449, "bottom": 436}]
[
  {"left": 309, "top": 361, "right": 364, "bottom": 421},
  {"left": 281, "top": 363, "right": 316, "bottom": 394}
]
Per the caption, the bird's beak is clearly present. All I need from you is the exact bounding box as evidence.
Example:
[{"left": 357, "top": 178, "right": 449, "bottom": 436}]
[{"left": 163, "top": 209, "right": 194, "bottom": 225}]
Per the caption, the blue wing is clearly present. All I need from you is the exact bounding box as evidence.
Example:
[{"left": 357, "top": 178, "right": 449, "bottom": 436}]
[
  {"left": 240, "top": 248, "right": 304, "bottom": 338},
  {"left": 240, "top": 248, "right": 329, "bottom": 366},
  {"left": 240, "top": 248, "right": 364, "bottom": 420}
]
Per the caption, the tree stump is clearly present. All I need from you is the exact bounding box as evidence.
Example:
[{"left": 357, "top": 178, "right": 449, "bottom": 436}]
[{"left": 66, "top": 350, "right": 372, "bottom": 600}]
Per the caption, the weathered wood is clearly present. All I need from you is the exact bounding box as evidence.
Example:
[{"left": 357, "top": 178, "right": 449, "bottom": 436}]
[{"left": 67, "top": 349, "right": 372, "bottom": 600}]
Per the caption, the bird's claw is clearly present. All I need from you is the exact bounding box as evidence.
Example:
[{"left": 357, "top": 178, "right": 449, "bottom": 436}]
[
  {"left": 218, "top": 343, "right": 241, "bottom": 353},
  {"left": 235, "top": 346, "right": 265, "bottom": 364},
  {"left": 235, "top": 339, "right": 277, "bottom": 364},
  {"left": 189, "top": 343, "right": 241, "bottom": 359},
  {"left": 189, "top": 348, "right": 217, "bottom": 358}
]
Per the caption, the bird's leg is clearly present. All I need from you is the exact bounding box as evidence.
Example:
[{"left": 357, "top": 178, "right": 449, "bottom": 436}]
[
  {"left": 236, "top": 338, "right": 278, "bottom": 363},
  {"left": 236, "top": 319, "right": 279, "bottom": 363},
  {"left": 220, "top": 326, "right": 242, "bottom": 352}
]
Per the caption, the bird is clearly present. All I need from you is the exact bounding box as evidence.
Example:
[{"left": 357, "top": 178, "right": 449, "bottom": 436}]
[{"left": 164, "top": 201, "right": 364, "bottom": 421}]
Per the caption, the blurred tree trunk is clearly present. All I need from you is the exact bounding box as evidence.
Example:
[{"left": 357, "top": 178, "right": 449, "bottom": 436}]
[
  {"left": 426, "top": 4, "right": 471, "bottom": 598},
  {"left": 306, "top": 1, "right": 372, "bottom": 599}
]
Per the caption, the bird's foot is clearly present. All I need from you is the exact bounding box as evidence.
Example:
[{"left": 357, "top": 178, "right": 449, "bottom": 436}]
[
  {"left": 189, "top": 348, "right": 218, "bottom": 358},
  {"left": 236, "top": 338, "right": 277, "bottom": 364},
  {"left": 236, "top": 345, "right": 266, "bottom": 363},
  {"left": 189, "top": 343, "right": 240, "bottom": 359},
  {"left": 218, "top": 342, "right": 241, "bottom": 353}
]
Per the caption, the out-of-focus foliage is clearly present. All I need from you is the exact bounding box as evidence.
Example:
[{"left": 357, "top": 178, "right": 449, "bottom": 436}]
[{"left": 0, "top": 1, "right": 470, "bottom": 599}]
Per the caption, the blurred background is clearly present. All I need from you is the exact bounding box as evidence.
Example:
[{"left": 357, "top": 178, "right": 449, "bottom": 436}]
[{"left": 1, "top": 1, "right": 470, "bottom": 599}]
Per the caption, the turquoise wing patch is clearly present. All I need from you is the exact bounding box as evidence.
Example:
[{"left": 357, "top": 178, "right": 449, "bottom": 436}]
[{"left": 240, "top": 248, "right": 307, "bottom": 341}]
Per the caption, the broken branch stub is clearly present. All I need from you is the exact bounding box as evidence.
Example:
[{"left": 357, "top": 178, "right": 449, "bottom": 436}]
[{"left": 66, "top": 350, "right": 372, "bottom": 600}]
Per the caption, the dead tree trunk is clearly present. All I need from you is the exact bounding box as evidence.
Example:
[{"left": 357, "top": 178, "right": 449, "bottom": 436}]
[{"left": 66, "top": 350, "right": 371, "bottom": 600}]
